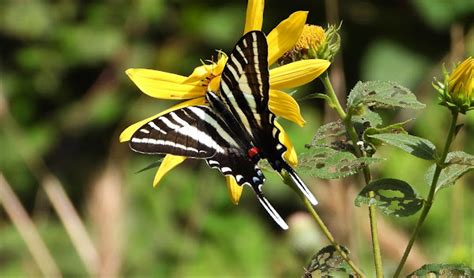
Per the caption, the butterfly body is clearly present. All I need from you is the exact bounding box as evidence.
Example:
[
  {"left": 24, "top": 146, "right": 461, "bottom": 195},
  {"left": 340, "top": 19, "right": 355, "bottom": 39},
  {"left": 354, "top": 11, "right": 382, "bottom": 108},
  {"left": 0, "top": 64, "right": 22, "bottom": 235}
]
[{"left": 129, "top": 31, "right": 317, "bottom": 229}]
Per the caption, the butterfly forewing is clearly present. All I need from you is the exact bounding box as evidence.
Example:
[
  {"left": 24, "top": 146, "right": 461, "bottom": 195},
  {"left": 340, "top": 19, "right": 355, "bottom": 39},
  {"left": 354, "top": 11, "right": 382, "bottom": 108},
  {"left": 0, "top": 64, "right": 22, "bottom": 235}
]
[
  {"left": 219, "top": 31, "right": 270, "bottom": 138},
  {"left": 218, "top": 32, "right": 285, "bottom": 160},
  {"left": 131, "top": 106, "right": 231, "bottom": 158}
]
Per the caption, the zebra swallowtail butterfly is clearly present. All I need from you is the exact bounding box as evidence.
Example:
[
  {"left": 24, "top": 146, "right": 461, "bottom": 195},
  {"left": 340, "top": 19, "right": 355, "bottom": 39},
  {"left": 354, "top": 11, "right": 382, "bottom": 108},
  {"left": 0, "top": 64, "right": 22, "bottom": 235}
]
[{"left": 130, "top": 31, "right": 317, "bottom": 229}]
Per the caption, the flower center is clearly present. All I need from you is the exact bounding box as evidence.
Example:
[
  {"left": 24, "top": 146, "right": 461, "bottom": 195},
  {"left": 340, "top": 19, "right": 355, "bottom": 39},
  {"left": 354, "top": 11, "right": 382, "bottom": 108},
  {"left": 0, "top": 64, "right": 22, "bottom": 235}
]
[
  {"left": 278, "top": 24, "right": 328, "bottom": 64},
  {"left": 295, "top": 24, "right": 326, "bottom": 52}
]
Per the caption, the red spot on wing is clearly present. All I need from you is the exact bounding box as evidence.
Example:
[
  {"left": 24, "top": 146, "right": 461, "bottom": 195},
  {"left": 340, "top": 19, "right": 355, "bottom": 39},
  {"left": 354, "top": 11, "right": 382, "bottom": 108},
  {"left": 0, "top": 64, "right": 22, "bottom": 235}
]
[{"left": 247, "top": 147, "right": 260, "bottom": 159}]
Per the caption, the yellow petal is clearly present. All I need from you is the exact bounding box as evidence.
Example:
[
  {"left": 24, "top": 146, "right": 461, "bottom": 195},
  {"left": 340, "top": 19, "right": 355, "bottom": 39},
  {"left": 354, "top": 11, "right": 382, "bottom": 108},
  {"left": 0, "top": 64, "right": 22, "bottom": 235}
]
[
  {"left": 185, "top": 65, "right": 212, "bottom": 83},
  {"left": 244, "top": 0, "right": 264, "bottom": 33},
  {"left": 270, "top": 59, "right": 330, "bottom": 89},
  {"left": 208, "top": 75, "right": 222, "bottom": 92},
  {"left": 185, "top": 54, "right": 228, "bottom": 83},
  {"left": 226, "top": 176, "right": 244, "bottom": 205},
  {"left": 269, "top": 90, "right": 305, "bottom": 127},
  {"left": 267, "top": 11, "right": 308, "bottom": 65},
  {"left": 153, "top": 154, "right": 187, "bottom": 187},
  {"left": 126, "top": 68, "right": 205, "bottom": 99},
  {"left": 119, "top": 97, "right": 206, "bottom": 142},
  {"left": 274, "top": 121, "right": 298, "bottom": 167}
]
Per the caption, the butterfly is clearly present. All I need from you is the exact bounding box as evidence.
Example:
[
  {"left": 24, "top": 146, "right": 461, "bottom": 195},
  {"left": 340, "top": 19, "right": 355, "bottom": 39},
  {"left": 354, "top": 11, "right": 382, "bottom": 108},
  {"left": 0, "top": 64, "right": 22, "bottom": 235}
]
[{"left": 129, "top": 31, "right": 317, "bottom": 229}]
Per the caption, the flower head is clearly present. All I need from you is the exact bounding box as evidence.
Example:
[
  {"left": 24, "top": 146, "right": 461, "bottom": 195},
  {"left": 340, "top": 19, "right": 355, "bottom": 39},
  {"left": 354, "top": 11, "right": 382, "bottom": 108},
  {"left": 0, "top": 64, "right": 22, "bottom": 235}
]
[
  {"left": 435, "top": 57, "right": 473, "bottom": 113},
  {"left": 294, "top": 25, "right": 326, "bottom": 57},
  {"left": 121, "top": 0, "right": 330, "bottom": 204},
  {"left": 280, "top": 23, "right": 341, "bottom": 64}
]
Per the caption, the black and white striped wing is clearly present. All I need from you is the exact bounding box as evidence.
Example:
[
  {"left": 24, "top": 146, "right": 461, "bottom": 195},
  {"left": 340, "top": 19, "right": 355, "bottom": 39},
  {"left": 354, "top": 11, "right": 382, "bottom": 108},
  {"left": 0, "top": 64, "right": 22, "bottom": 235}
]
[
  {"left": 218, "top": 31, "right": 286, "bottom": 159},
  {"left": 131, "top": 106, "right": 235, "bottom": 158},
  {"left": 219, "top": 31, "right": 270, "bottom": 139}
]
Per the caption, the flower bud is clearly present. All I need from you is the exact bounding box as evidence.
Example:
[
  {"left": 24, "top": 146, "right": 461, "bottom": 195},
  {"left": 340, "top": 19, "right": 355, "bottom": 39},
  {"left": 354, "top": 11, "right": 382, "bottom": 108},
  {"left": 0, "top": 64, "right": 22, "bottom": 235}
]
[{"left": 435, "top": 57, "right": 473, "bottom": 113}]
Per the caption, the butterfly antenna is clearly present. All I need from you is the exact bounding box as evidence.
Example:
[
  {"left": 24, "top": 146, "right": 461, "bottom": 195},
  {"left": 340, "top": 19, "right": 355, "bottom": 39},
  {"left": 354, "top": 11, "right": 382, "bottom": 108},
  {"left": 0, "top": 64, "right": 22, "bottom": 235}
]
[
  {"left": 251, "top": 184, "right": 289, "bottom": 230},
  {"left": 286, "top": 167, "right": 318, "bottom": 206}
]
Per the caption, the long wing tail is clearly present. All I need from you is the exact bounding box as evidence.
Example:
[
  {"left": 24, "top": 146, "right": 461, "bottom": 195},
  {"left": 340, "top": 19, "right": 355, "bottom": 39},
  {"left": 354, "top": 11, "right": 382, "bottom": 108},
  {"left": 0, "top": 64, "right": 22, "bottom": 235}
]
[
  {"left": 250, "top": 185, "right": 289, "bottom": 230},
  {"left": 285, "top": 167, "right": 318, "bottom": 206}
]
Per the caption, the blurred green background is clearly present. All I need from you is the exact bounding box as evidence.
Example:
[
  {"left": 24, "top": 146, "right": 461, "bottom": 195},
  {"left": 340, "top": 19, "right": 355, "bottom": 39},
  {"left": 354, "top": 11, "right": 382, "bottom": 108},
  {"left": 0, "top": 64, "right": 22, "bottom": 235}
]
[{"left": 0, "top": 0, "right": 473, "bottom": 276}]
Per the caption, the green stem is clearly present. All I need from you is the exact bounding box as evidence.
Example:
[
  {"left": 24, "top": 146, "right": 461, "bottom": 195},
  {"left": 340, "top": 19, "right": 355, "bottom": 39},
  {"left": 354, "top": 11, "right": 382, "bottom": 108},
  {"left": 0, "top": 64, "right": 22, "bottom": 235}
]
[
  {"left": 302, "top": 198, "right": 366, "bottom": 277},
  {"left": 368, "top": 191, "right": 383, "bottom": 278},
  {"left": 321, "top": 72, "right": 347, "bottom": 119},
  {"left": 321, "top": 73, "right": 371, "bottom": 182},
  {"left": 393, "top": 110, "right": 459, "bottom": 277},
  {"left": 322, "top": 73, "right": 383, "bottom": 277},
  {"left": 283, "top": 171, "right": 364, "bottom": 276}
]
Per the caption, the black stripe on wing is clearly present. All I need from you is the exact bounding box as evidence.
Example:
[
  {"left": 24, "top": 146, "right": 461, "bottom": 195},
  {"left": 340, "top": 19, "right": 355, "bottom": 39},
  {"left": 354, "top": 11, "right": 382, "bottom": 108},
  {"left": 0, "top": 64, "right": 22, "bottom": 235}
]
[{"left": 130, "top": 106, "right": 238, "bottom": 158}]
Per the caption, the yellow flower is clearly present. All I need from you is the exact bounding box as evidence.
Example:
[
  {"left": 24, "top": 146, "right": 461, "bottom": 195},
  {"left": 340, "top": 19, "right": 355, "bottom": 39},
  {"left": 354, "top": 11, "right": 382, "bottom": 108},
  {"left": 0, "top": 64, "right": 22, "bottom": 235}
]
[
  {"left": 448, "top": 57, "right": 473, "bottom": 109},
  {"left": 436, "top": 57, "right": 473, "bottom": 113},
  {"left": 120, "top": 0, "right": 330, "bottom": 204}
]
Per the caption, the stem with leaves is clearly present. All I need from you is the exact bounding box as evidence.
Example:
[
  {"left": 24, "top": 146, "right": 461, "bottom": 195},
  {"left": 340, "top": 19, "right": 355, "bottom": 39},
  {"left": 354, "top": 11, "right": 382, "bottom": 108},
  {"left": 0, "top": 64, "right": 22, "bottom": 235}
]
[
  {"left": 393, "top": 110, "right": 459, "bottom": 277},
  {"left": 284, "top": 173, "right": 365, "bottom": 277},
  {"left": 302, "top": 198, "right": 366, "bottom": 277},
  {"left": 321, "top": 72, "right": 384, "bottom": 277}
]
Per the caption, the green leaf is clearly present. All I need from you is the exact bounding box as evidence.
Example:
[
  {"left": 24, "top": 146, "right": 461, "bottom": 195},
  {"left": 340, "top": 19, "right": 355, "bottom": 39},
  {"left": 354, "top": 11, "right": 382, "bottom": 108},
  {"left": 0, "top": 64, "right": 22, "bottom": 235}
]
[
  {"left": 363, "top": 119, "right": 412, "bottom": 138},
  {"left": 136, "top": 159, "right": 164, "bottom": 174},
  {"left": 355, "top": 178, "right": 423, "bottom": 217},
  {"left": 425, "top": 151, "right": 474, "bottom": 192},
  {"left": 309, "top": 121, "right": 346, "bottom": 148},
  {"left": 347, "top": 81, "right": 425, "bottom": 113},
  {"left": 363, "top": 119, "right": 413, "bottom": 152},
  {"left": 408, "top": 263, "right": 473, "bottom": 277},
  {"left": 298, "top": 147, "right": 382, "bottom": 179},
  {"left": 352, "top": 108, "right": 383, "bottom": 128},
  {"left": 368, "top": 133, "right": 437, "bottom": 160},
  {"left": 444, "top": 151, "right": 474, "bottom": 166},
  {"left": 304, "top": 245, "right": 354, "bottom": 277},
  {"left": 297, "top": 93, "right": 331, "bottom": 102}
]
